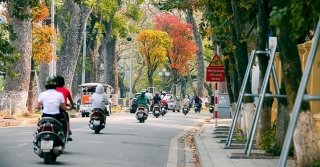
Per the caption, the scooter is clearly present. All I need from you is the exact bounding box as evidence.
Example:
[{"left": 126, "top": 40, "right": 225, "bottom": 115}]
[
  {"left": 182, "top": 105, "right": 189, "bottom": 115},
  {"left": 209, "top": 104, "right": 214, "bottom": 113},
  {"left": 89, "top": 108, "right": 106, "bottom": 134},
  {"left": 153, "top": 104, "right": 161, "bottom": 118},
  {"left": 136, "top": 105, "right": 148, "bottom": 123},
  {"left": 33, "top": 115, "right": 67, "bottom": 164},
  {"left": 194, "top": 103, "right": 201, "bottom": 113}
]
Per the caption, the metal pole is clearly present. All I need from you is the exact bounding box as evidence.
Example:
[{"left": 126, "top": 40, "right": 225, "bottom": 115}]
[
  {"left": 129, "top": 40, "right": 133, "bottom": 102},
  {"left": 82, "top": 28, "right": 86, "bottom": 84},
  {"left": 49, "top": 0, "right": 55, "bottom": 77}
]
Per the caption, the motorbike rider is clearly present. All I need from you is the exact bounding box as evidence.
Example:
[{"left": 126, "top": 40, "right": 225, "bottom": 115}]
[
  {"left": 136, "top": 89, "right": 150, "bottom": 113},
  {"left": 89, "top": 84, "right": 110, "bottom": 119},
  {"left": 151, "top": 92, "right": 161, "bottom": 111},
  {"left": 194, "top": 95, "right": 202, "bottom": 110},
  {"left": 182, "top": 95, "right": 190, "bottom": 109},
  {"left": 36, "top": 76, "right": 68, "bottom": 137},
  {"left": 210, "top": 94, "right": 215, "bottom": 105},
  {"left": 56, "top": 76, "right": 75, "bottom": 141}
]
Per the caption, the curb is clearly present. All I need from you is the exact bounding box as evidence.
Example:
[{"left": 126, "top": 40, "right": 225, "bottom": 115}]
[
  {"left": 70, "top": 113, "right": 80, "bottom": 118},
  {"left": 194, "top": 123, "right": 214, "bottom": 167}
]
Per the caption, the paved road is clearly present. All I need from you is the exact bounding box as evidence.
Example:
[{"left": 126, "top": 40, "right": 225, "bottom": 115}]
[{"left": 0, "top": 111, "right": 211, "bottom": 167}]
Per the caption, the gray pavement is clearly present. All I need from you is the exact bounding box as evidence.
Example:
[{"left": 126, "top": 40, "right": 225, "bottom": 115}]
[{"left": 195, "top": 118, "right": 296, "bottom": 167}]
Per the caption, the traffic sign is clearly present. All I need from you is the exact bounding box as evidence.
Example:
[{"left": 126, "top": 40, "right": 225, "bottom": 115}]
[
  {"left": 208, "top": 54, "right": 224, "bottom": 67},
  {"left": 206, "top": 67, "right": 226, "bottom": 82}
]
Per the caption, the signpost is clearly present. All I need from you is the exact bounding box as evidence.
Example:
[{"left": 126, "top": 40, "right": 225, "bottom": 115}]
[
  {"left": 206, "top": 54, "right": 225, "bottom": 126},
  {"left": 206, "top": 54, "right": 225, "bottom": 82}
]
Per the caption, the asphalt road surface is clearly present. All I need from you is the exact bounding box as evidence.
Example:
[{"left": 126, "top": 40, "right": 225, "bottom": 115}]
[{"left": 0, "top": 111, "right": 211, "bottom": 167}]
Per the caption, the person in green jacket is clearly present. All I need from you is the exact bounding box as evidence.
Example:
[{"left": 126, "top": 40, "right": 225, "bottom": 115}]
[{"left": 136, "top": 89, "right": 150, "bottom": 112}]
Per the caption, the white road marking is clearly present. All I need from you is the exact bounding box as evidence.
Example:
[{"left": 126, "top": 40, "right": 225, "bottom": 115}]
[{"left": 16, "top": 143, "right": 29, "bottom": 147}]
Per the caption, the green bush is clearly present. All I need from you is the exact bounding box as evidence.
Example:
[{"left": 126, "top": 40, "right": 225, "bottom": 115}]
[{"left": 259, "top": 121, "right": 281, "bottom": 156}]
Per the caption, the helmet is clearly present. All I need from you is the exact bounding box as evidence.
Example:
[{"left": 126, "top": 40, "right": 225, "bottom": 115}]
[
  {"left": 45, "top": 76, "right": 58, "bottom": 86},
  {"left": 141, "top": 89, "right": 146, "bottom": 93}
]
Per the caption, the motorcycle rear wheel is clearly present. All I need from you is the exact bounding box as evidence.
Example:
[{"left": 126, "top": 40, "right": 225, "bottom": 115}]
[
  {"left": 94, "top": 129, "right": 100, "bottom": 134},
  {"left": 43, "top": 152, "right": 54, "bottom": 164}
]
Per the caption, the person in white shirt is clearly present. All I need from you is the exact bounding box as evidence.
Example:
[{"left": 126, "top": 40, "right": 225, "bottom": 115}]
[{"left": 37, "top": 77, "right": 68, "bottom": 128}]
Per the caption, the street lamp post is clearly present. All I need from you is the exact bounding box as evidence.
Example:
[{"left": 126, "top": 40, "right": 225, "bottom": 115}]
[
  {"left": 158, "top": 68, "right": 170, "bottom": 91},
  {"left": 49, "top": 0, "right": 56, "bottom": 77},
  {"left": 127, "top": 37, "right": 134, "bottom": 104}
]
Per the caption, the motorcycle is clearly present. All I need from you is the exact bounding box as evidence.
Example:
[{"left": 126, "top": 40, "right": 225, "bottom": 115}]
[
  {"left": 182, "top": 105, "right": 189, "bottom": 115},
  {"left": 209, "top": 104, "right": 214, "bottom": 113},
  {"left": 136, "top": 105, "right": 148, "bottom": 123},
  {"left": 89, "top": 108, "right": 106, "bottom": 134},
  {"left": 161, "top": 105, "right": 167, "bottom": 116},
  {"left": 153, "top": 103, "right": 161, "bottom": 118},
  {"left": 194, "top": 103, "right": 201, "bottom": 113},
  {"left": 33, "top": 115, "right": 67, "bottom": 164}
]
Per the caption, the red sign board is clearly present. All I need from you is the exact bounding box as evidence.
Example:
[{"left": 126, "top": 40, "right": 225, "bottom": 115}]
[{"left": 206, "top": 67, "right": 226, "bottom": 82}]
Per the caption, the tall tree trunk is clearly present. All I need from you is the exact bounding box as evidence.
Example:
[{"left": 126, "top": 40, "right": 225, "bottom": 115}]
[
  {"left": 231, "top": 0, "right": 253, "bottom": 135},
  {"left": 186, "top": 65, "right": 196, "bottom": 96},
  {"left": 27, "top": 59, "right": 35, "bottom": 115},
  {"left": 132, "top": 65, "right": 144, "bottom": 94},
  {"left": 255, "top": 0, "right": 273, "bottom": 147},
  {"left": 185, "top": 8, "right": 204, "bottom": 97},
  {"left": 225, "top": 0, "right": 238, "bottom": 103},
  {"left": 272, "top": 1, "right": 320, "bottom": 163},
  {"left": 38, "top": 63, "right": 49, "bottom": 92},
  {"left": 86, "top": 13, "right": 101, "bottom": 83},
  {"left": 104, "top": 38, "right": 119, "bottom": 106},
  {"left": 0, "top": 1, "right": 32, "bottom": 115},
  {"left": 276, "top": 81, "right": 290, "bottom": 153},
  {"left": 56, "top": 1, "right": 92, "bottom": 88},
  {"left": 204, "top": 82, "right": 213, "bottom": 98}
]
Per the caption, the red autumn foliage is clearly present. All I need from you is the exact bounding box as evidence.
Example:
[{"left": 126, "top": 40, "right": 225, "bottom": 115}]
[{"left": 153, "top": 13, "right": 197, "bottom": 77}]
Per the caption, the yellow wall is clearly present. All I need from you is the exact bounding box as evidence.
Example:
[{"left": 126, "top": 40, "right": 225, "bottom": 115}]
[{"left": 270, "top": 39, "right": 320, "bottom": 124}]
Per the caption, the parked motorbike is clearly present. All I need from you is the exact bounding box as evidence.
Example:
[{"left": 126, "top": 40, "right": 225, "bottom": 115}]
[
  {"left": 194, "top": 103, "right": 201, "bottom": 113},
  {"left": 153, "top": 103, "right": 161, "bottom": 118},
  {"left": 89, "top": 108, "right": 106, "bottom": 134},
  {"left": 33, "top": 116, "right": 67, "bottom": 164},
  {"left": 209, "top": 104, "right": 214, "bottom": 113},
  {"left": 136, "top": 105, "right": 148, "bottom": 123},
  {"left": 182, "top": 105, "right": 189, "bottom": 115}
]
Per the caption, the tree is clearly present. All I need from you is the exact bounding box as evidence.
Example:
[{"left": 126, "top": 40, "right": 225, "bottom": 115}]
[
  {"left": 153, "top": 13, "right": 197, "bottom": 86},
  {"left": 136, "top": 29, "right": 172, "bottom": 87},
  {"left": 28, "top": 2, "right": 56, "bottom": 115},
  {"left": 0, "top": 0, "right": 37, "bottom": 115},
  {"left": 270, "top": 0, "right": 320, "bottom": 165},
  {"left": 56, "top": 0, "right": 92, "bottom": 88}
]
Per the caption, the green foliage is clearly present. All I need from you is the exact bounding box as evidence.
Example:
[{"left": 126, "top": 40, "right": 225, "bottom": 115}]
[
  {"left": 259, "top": 121, "right": 280, "bottom": 156},
  {"left": 125, "top": 5, "right": 143, "bottom": 22},
  {"left": 270, "top": 0, "right": 320, "bottom": 41},
  {"left": 0, "top": 24, "right": 20, "bottom": 78},
  {"left": 11, "top": 0, "right": 40, "bottom": 20},
  {"left": 310, "top": 159, "right": 320, "bottom": 167}
]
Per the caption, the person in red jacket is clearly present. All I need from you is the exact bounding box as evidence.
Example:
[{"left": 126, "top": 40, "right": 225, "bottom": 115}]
[{"left": 56, "top": 76, "right": 75, "bottom": 141}]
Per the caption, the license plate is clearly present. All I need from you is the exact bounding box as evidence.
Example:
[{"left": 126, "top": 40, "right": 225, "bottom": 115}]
[
  {"left": 138, "top": 113, "right": 143, "bottom": 117},
  {"left": 41, "top": 140, "right": 53, "bottom": 150},
  {"left": 93, "top": 120, "right": 100, "bottom": 125},
  {"left": 155, "top": 111, "right": 159, "bottom": 114}
]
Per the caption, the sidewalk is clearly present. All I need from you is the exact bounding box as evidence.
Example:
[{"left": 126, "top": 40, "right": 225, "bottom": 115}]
[
  {"left": 194, "top": 118, "right": 296, "bottom": 167},
  {"left": 0, "top": 107, "right": 129, "bottom": 128},
  {"left": 0, "top": 115, "right": 39, "bottom": 127}
]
